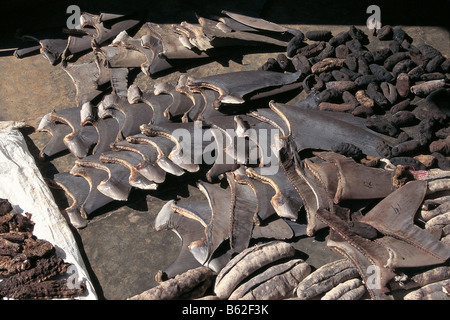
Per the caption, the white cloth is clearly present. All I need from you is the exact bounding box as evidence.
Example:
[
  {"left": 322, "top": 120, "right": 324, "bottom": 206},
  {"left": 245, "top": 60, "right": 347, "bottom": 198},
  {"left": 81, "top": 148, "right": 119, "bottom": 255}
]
[{"left": 0, "top": 124, "right": 97, "bottom": 299}]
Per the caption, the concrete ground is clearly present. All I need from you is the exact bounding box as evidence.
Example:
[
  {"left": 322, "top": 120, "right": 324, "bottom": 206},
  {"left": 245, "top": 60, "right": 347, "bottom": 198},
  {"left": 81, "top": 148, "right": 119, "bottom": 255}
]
[{"left": 0, "top": 0, "right": 448, "bottom": 299}]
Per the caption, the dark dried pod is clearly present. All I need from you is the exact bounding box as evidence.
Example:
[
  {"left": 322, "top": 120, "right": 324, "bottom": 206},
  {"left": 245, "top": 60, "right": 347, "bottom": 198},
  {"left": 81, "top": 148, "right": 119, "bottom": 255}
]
[
  {"left": 326, "top": 80, "right": 357, "bottom": 92},
  {"left": 413, "top": 118, "right": 437, "bottom": 146},
  {"left": 296, "top": 41, "right": 326, "bottom": 58},
  {"left": 391, "top": 139, "right": 422, "bottom": 157},
  {"left": 436, "top": 127, "right": 450, "bottom": 139},
  {"left": 352, "top": 105, "right": 374, "bottom": 118},
  {"left": 316, "top": 43, "right": 335, "bottom": 60},
  {"left": 259, "top": 58, "right": 281, "bottom": 72},
  {"left": 332, "top": 142, "right": 363, "bottom": 159},
  {"left": 355, "top": 74, "right": 378, "bottom": 87},
  {"left": 409, "top": 52, "right": 429, "bottom": 67},
  {"left": 276, "top": 54, "right": 291, "bottom": 71},
  {"left": 371, "top": 48, "right": 392, "bottom": 64},
  {"left": 390, "top": 156, "right": 427, "bottom": 170},
  {"left": 432, "top": 152, "right": 450, "bottom": 170},
  {"left": 346, "top": 39, "right": 364, "bottom": 55},
  {"left": 311, "top": 58, "right": 345, "bottom": 73},
  {"left": 389, "top": 40, "right": 402, "bottom": 54},
  {"left": 375, "top": 140, "right": 392, "bottom": 158},
  {"left": 396, "top": 131, "right": 411, "bottom": 144},
  {"left": 319, "top": 102, "right": 355, "bottom": 113},
  {"left": 357, "top": 57, "right": 370, "bottom": 75},
  {"left": 392, "top": 59, "right": 416, "bottom": 78},
  {"left": 329, "top": 31, "right": 351, "bottom": 47},
  {"left": 408, "top": 66, "right": 425, "bottom": 81},
  {"left": 384, "top": 52, "right": 410, "bottom": 71},
  {"left": 426, "top": 54, "right": 446, "bottom": 73},
  {"left": 355, "top": 89, "right": 374, "bottom": 108},
  {"left": 420, "top": 72, "right": 446, "bottom": 81},
  {"left": 342, "top": 91, "right": 359, "bottom": 107},
  {"left": 441, "top": 58, "right": 450, "bottom": 73},
  {"left": 348, "top": 25, "right": 368, "bottom": 44},
  {"left": 292, "top": 54, "right": 311, "bottom": 74},
  {"left": 331, "top": 70, "right": 350, "bottom": 81},
  {"left": 392, "top": 26, "right": 411, "bottom": 43},
  {"left": 306, "top": 30, "right": 333, "bottom": 41},
  {"left": 287, "top": 32, "right": 306, "bottom": 57},
  {"left": 359, "top": 51, "right": 374, "bottom": 64},
  {"left": 0, "top": 199, "right": 12, "bottom": 216},
  {"left": 366, "top": 116, "right": 399, "bottom": 137},
  {"left": 417, "top": 42, "right": 442, "bottom": 60},
  {"left": 377, "top": 25, "right": 393, "bottom": 40},
  {"left": 339, "top": 67, "right": 360, "bottom": 81},
  {"left": 380, "top": 82, "right": 398, "bottom": 105},
  {"left": 391, "top": 110, "right": 418, "bottom": 127},
  {"left": 302, "top": 74, "right": 323, "bottom": 93},
  {"left": 318, "top": 71, "right": 334, "bottom": 82},
  {"left": 367, "top": 83, "right": 389, "bottom": 108},
  {"left": 316, "top": 88, "right": 342, "bottom": 103},
  {"left": 369, "top": 64, "right": 393, "bottom": 82},
  {"left": 429, "top": 136, "right": 450, "bottom": 155},
  {"left": 335, "top": 44, "right": 349, "bottom": 59},
  {"left": 401, "top": 40, "right": 420, "bottom": 54},
  {"left": 344, "top": 55, "right": 358, "bottom": 71},
  {"left": 410, "top": 79, "right": 446, "bottom": 97},
  {"left": 396, "top": 73, "right": 411, "bottom": 98}
]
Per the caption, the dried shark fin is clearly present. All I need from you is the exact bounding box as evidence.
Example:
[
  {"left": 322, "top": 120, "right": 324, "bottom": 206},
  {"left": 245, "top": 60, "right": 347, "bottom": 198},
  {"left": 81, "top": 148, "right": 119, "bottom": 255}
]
[
  {"left": 198, "top": 16, "right": 290, "bottom": 48},
  {"left": 110, "top": 139, "right": 168, "bottom": 184},
  {"left": 140, "top": 122, "right": 206, "bottom": 172},
  {"left": 99, "top": 150, "right": 162, "bottom": 189},
  {"left": 91, "top": 116, "right": 121, "bottom": 155},
  {"left": 69, "top": 163, "right": 116, "bottom": 217},
  {"left": 189, "top": 181, "right": 232, "bottom": 266},
  {"left": 125, "top": 134, "right": 184, "bottom": 176},
  {"left": 37, "top": 113, "right": 72, "bottom": 158},
  {"left": 359, "top": 180, "right": 450, "bottom": 265},
  {"left": 154, "top": 81, "right": 194, "bottom": 120},
  {"left": 314, "top": 151, "right": 400, "bottom": 203},
  {"left": 246, "top": 164, "right": 302, "bottom": 221},
  {"left": 317, "top": 209, "right": 395, "bottom": 300},
  {"left": 74, "top": 155, "right": 133, "bottom": 201},
  {"left": 63, "top": 59, "right": 111, "bottom": 107},
  {"left": 187, "top": 70, "right": 301, "bottom": 105},
  {"left": 99, "top": 94, "right": 154, "bottom": 141},
  {"left": 79, "top": 11, "right": 144, "bottom": 49},
  {"left": 47, "top": 108, "right": 98, "bottom": 158},
  {"left": 226, "top": 171, "right": 258, "bottom": 252},
  {"left": 52, "top": 172, "right": 89, "bottom": 229},
  {"left": 269, "top": 101, "right": 394, "bottom": 157},
  {"left": 153, "top": 200, "right": 205, "bottom": 280}
]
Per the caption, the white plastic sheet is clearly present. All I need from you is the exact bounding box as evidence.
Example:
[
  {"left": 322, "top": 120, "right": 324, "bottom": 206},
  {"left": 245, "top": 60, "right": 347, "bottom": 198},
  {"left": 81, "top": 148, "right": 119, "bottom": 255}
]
[{"left": 0, "top": 124, "right": 97, "bottom": 299}]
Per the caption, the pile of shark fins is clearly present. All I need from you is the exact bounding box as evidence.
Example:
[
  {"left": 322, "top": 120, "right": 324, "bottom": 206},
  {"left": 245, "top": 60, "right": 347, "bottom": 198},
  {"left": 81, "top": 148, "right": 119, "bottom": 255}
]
[{"left": 15, "top": 10, "right": 450, "bottom": 299}]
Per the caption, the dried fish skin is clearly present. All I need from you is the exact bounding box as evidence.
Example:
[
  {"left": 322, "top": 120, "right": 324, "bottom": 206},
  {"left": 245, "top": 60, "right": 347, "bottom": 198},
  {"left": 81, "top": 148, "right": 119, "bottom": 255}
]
[
  {"left": 229, "top": 259, "right": 311, "bottom": 300},
  {"left": 128, "top": 266, "right": 215, "bottom": 300},
  {"left": 294, "top": 259, "right": 360, "bottom": 300},
  {"left": 404, "top": 279, "right": 450, "bottom": 300},
  {"left": 214, "top": 241, "right": 295, "bottom": 299},
  {"left": 321, "top": 278, "right": 366, "bottom": 300}
]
